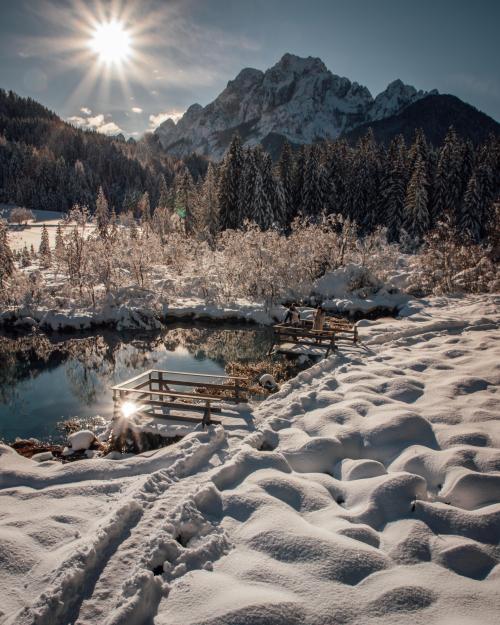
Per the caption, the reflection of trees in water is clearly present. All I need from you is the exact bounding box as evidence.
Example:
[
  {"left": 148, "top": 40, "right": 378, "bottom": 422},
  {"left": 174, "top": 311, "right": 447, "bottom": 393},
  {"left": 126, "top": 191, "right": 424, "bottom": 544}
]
[
  {"left": 0, "top": 324, "right": 272, "bottom": 408},
  {"left": 161, "top": 326, "right": 272, "bottom": 366},
  {"left": 0, "top": 334, "right": 62, "bottom": 403}
]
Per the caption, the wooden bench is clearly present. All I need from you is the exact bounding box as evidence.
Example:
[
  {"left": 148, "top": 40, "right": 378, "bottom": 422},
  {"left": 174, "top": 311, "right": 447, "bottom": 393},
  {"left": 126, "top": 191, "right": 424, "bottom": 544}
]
[{"left": 269, "top": 324, "right": 338, "bottom": 357}]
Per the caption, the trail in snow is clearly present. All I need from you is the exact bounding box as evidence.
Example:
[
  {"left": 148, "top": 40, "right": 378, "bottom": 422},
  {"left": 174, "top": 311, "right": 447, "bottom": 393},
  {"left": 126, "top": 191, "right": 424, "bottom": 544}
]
[{"left": 0, "top": 295, "right": 499, "bottom": 625}]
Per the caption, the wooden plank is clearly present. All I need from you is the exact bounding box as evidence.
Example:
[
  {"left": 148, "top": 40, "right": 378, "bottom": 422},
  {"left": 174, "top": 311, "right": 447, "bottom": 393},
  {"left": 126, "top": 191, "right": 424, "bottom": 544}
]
[
  {"left": 111, "top": 369, "right": 154, "bottom": 391},
  {"left": 142, "top": 411, "right": 222, "bottom": 425},
  {"left": 138, "top": 399, "right": 223, "bottom": 413},
  {"left": 151, "top": 369, "right": 249, "bottom": 382},
  {"left": 154, "top": 379, "right": 248, "bottom": 393},
  {"left": 116, "top": 388, "right": 222, "bottom": 402}
]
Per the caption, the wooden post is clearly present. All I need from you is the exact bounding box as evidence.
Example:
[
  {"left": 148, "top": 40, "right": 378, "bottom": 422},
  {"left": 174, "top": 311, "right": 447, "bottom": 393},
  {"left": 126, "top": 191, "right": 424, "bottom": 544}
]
[{"left": 202, "top": 400, "right": 211, "bottom": 428}]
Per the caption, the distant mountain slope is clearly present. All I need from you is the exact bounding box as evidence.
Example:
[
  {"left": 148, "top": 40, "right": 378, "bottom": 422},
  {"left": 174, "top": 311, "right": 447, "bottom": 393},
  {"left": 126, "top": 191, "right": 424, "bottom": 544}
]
[
  {"left": 155, "top": 53, "right": 434, "bottom": 160},
  {"left": 342, "top": 94, "right": 500, "bottom": 145}
]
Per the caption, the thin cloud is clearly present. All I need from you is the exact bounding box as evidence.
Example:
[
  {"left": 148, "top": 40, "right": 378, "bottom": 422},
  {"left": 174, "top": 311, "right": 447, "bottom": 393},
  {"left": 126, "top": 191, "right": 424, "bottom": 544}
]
[
  {"left": 80, "top": 107, "right": 92, "bottom": 115},
  {"left": 67, "top": 112, "right": 122, "bottom": 135},
  {"left": 131, "top": 107, "right": 143, "bottom": 113}
]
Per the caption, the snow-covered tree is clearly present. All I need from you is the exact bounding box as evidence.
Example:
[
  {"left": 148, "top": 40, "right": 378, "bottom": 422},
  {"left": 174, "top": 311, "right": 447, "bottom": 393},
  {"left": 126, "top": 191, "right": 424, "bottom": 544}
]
[
  {"left": 94, "top": 186, "right": 110, "bottom": 239},
  {"left": 404, "top": 154, "right": 430, "bottom": 242},
  {"left": 460, "top": 172, "right": 484, "bottom": 242},
  {"left": 218, "top": 134, "right": 244, "bottom": 230},
  {"left": 0, "top": 220, "right": 14, "bottom": 289},
  {"left": 8, "top": 207, "right": 34, "bottom": 227},
  {"left": 278, "top": 141, "right": 295, "bottom": 224},
  {"left": 301, "top": 145, "right": 324, "bottom": 218},
  {"left": 38, "top": 224, "right": 51, "bottom": 268},
  {"left": 175, "top": 169, "right": 195, "bottom": 235},
  {"left": 138, "top": 191, "right": 151, "bottom": 224},
  {"left": 432, "top": 126, "right": 465, "bottom": 225}
]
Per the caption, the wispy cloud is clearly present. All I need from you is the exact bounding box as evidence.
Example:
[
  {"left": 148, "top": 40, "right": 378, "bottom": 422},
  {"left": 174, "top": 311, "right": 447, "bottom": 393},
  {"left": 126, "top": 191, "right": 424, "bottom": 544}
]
[
  {"left": 131, "top": 106, "right": 143, "bottom": 113},
  {"left": 67, "top": 111, "right": 122, "bottom": 135},
  {"left": 149, "top": 109, "right": 184, "bottom": 130},
  {"left": 80, "top": 106, "right": 92, "bottom": 115}
]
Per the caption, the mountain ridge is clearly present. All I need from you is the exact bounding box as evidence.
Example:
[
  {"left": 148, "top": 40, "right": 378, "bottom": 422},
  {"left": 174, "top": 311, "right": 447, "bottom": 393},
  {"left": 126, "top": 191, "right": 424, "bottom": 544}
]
[{"left": 155, "top": 53, "right": 437, "bottom": 159}]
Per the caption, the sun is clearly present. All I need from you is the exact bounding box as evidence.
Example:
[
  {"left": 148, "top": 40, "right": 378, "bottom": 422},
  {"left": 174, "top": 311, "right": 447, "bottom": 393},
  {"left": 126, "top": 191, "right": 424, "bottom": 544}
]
[{"left": 90, "top": 20, "right": 131, "bottom": 65}]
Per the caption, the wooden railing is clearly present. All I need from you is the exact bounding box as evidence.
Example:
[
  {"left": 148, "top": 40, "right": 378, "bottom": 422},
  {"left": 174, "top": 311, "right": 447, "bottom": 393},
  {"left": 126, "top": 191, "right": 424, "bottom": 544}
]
[{"left": 111, "top": 369, "right": 249, "bottom": 427}]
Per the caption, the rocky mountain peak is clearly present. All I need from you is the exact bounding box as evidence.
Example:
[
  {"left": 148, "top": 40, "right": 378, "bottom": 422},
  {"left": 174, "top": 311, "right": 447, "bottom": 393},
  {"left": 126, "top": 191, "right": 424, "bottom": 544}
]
[{"left": 155, "top": 53, "right": 436, "bottom": 159}]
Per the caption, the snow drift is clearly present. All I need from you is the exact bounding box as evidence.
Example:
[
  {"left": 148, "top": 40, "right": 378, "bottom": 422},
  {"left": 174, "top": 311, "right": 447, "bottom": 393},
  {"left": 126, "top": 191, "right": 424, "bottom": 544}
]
[{"left": 0, "top": 295, "right": 499, "bottom": 625}]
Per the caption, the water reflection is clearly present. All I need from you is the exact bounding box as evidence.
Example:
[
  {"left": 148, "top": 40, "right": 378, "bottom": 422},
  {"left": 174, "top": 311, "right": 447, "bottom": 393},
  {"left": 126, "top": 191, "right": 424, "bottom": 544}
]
[{"left": 0, "top": 324, "right": 273, "bottom": 442}]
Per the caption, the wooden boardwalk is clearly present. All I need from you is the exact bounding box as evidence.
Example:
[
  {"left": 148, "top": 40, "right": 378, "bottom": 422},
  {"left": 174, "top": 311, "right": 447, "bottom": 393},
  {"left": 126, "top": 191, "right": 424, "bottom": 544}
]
[
  {"left": 112, "top": 369, "right": 249, "bottom": 428},
  {"left": 269, "top": 317, "right": 358, "bottom": 358}
]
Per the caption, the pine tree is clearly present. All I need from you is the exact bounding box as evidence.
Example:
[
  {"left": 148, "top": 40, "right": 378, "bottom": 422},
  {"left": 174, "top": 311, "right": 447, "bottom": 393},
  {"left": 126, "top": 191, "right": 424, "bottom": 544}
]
[
  {"left": 278, "top": 141, "right": 295, "bottom": 224},
  {"left": 460, "top": 172, "right": 483, "bottom": 242},
  {"left": 195, "top": 162, "right": 220, "bottom": 245},
  {"left": 21, "top": 244, "right": 31, "bottom": 267},
  {"left": 156, "top": 174, "right": 170, "bottom": 211},
  {"left": 385, "top": 149, "right": 407, "bottom": 242},
  {"left": 95, "top": 186, "right": 110, "bottom": 239},
  {"left": 55, "top": 223, "right": 65, "bottom": 261},
  {"left": 292, "top": 145, "right": 307, "bottom": 218},
  {"left": 218, "top": 134, "right": 244, "bottom": 230},
  {"left": 404, "top": 154, "right": 430, "bottom": 242},
  {"left": 38, "top": 224, "right": 51, "bottom": 268},
  {"left": 0, "top": 220, "right": 14, "bottom": 288},
  {"left": 175, "top": 169, "right": 194, "bottom": 235},
  {"left": 241, "top": 149, "right": 259, "bottom": 222},
  {"left": 301, "top": 145, "right": 324, "bottom": 218},
  {"left": 252, "top": 147, "right": 274, "bottom": 230},
  {"left": 432, "top": 126, "right": 465, "bottom": 225},
  {"left": 138, "top": 191, "right": 151, "bottom": 224}
]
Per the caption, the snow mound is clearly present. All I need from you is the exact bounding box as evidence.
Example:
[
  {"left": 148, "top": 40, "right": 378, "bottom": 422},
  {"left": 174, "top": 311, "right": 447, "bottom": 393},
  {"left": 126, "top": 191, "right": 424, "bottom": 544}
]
[
  {"left": 67, "top": 430, "right": 95, "bottom": 451},
  {"left": 0, "top": 296, "right": 499, "bottom": 624},
  {"left": 312, "top": 264, "right": 409, "bottom": 314}
]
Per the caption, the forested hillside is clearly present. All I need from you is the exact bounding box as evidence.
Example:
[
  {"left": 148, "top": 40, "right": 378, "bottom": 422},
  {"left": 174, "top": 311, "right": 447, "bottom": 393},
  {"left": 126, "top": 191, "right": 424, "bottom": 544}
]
[
  {"left": 1, "top": 89, "right": 499, "bottom": 251},
  {"left": 0, "top": 89, "right": 207, "bottom": 214}
]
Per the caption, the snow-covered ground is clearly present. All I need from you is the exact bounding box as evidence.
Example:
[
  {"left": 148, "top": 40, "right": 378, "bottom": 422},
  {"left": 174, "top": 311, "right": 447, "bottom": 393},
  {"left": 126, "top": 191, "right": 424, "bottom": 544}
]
[
  {"left": 1, "top": 206, "right": 95, "bottom": 251},
  {"left": 0, "top": 295, "right": 499, "bottom": 625}
]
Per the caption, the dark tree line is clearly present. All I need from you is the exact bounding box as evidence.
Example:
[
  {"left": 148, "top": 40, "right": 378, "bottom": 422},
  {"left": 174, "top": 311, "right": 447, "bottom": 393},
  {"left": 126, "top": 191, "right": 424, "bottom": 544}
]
[{"left": 216, "top": 128, "right": 499, "bottom": 244}]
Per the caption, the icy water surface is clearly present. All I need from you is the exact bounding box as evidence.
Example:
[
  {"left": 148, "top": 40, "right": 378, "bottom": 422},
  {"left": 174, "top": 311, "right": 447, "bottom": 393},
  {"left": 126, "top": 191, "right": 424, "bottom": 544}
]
[{"left": 0, "top": 324, "right": 273, "bottom": 442}]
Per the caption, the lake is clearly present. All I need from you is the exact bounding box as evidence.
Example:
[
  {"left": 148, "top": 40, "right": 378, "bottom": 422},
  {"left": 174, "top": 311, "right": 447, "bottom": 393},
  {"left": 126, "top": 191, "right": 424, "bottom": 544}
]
[{"left": 0, "top": 324, "right": 273, "bottom": 442}]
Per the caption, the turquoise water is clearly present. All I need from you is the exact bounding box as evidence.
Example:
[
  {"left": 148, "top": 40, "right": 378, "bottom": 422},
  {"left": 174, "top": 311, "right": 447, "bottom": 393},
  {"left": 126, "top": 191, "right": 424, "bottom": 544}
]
[{"left": 0, "top": 324, "right": 272, "bottom": 442}]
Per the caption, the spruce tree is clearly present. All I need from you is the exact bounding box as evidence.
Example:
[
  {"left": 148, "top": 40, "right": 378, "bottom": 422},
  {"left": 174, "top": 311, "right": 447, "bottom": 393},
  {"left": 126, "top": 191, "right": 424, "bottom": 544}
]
[
  {"left": 461, "top": 172, "right": 483, "bottom": 242},
  {"left": 175, "top": 169, "right": 194, "bottom": 235},
  {"left": 301, "top": 145, "right": 324, "bottom": 218},
  {"left": 196, "top": 162, "right": 220, "bottom": 245},
  {"left": 385, "top": 149, "right": 407, "bottom": 242},
  {"left": 404, "top": 154, "right": 430, "bottom": 242},
  {"left": 292, "top": 145, "right": 307, "bottom": 218},
  {"left": 39, "top": 224, "right": 52, "bottom": 268},
  {"left": 0, "top": 220, "right": 14, "bottom": 288},
  {"left": 218, "top": 134, "right": 244, "bottom": 230},
  {"left": 278, "top": 141, "right": 295, "bottom": 224},
  {"left": 55, "top": 223, "right": 65, "bottom": 261},
  {"left": 95, "top": 186, "right": 110, "bottom": 239},
  {"left": 138, "top": 191, "right": 151, "bottom": 224},
  {"left": 432, "top": 126, "right": 465, "bottom": 225},
  {"left": 241, "top": 149, "right": 258, "bottom": 222}
]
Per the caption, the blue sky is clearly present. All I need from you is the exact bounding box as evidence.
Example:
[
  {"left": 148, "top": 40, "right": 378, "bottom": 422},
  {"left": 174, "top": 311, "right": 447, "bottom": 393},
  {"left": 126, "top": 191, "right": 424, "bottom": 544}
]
[{"left": 0, "top": 0, "right": 498, "bottom": 136}]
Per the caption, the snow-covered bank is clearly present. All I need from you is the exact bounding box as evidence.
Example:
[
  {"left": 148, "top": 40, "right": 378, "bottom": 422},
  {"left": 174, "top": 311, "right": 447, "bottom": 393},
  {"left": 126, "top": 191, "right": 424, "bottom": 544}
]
[
  {"left": 0, "top": 271, "right": 409, "bottom": 331},
  {"left": 1, "top": 295, "right": 499, "bottom": 624}
]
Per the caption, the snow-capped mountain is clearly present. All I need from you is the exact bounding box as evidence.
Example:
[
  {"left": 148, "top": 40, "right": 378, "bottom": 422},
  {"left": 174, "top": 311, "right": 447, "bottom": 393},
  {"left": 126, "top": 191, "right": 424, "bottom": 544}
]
[{"left": 155, "top": 53, "right": 436, "bottom": 159}]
